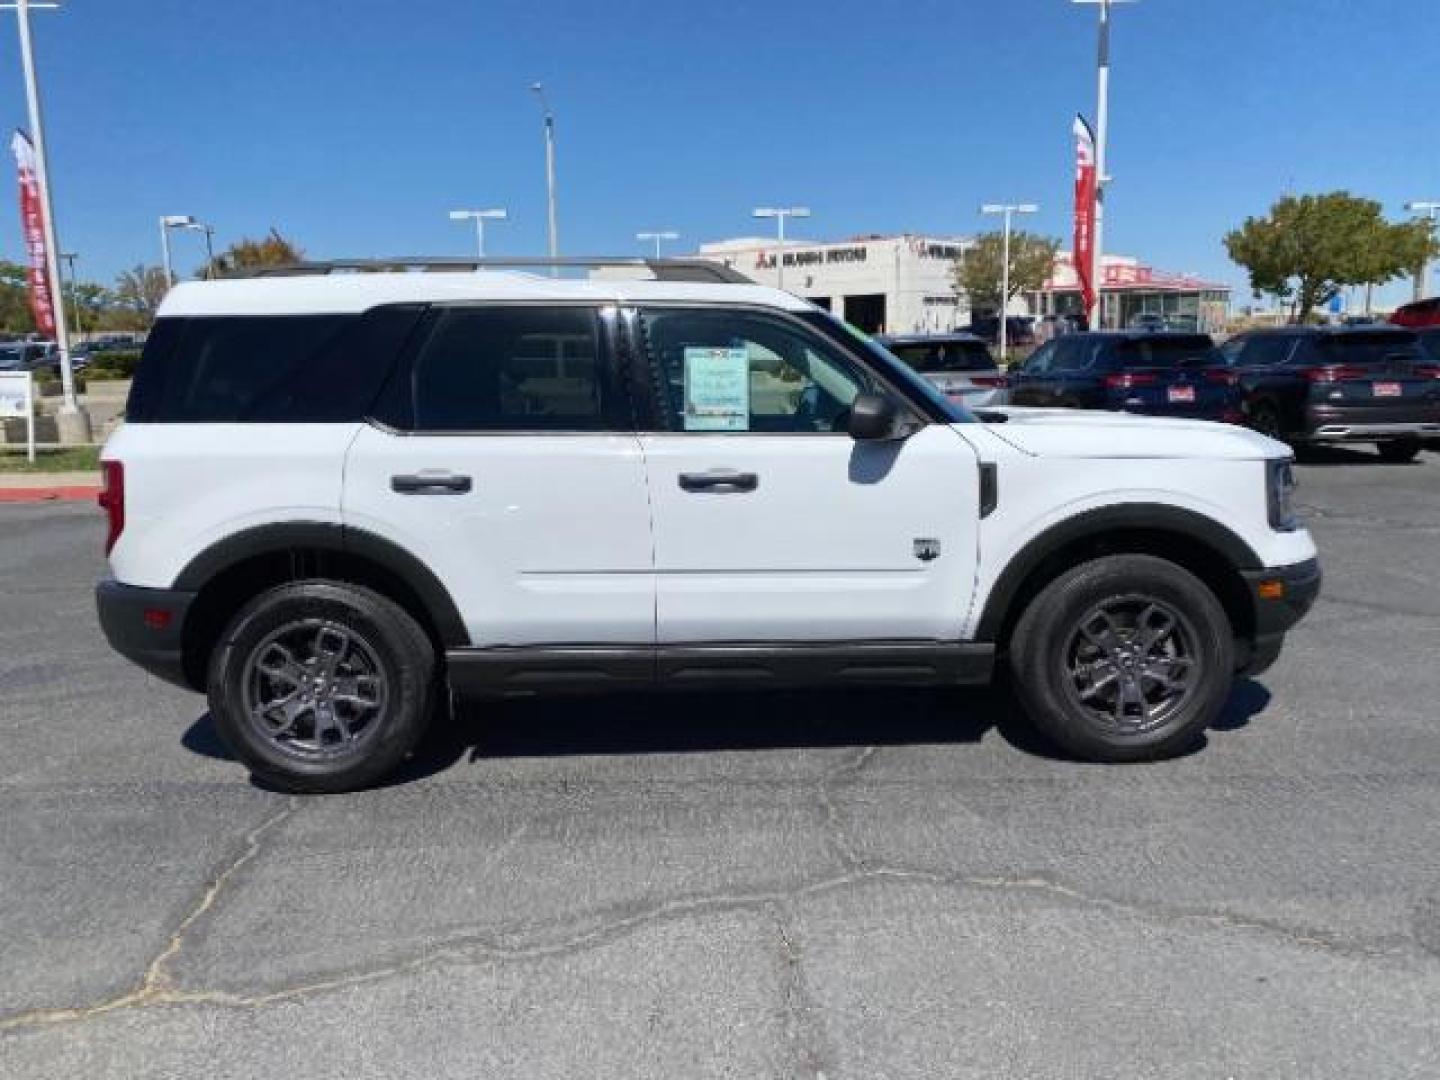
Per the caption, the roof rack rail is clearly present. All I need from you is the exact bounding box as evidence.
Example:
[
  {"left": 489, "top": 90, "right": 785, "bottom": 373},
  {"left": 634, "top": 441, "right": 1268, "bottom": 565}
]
[{"left": 230, "top": 256, "right": 754, "bottom": 285}]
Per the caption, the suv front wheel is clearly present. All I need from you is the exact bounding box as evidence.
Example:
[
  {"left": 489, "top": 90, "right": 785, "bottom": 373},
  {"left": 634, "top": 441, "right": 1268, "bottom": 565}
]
[
  {"left": 207, "top": 581, "right": 436, "bottom": 793},
  {"left": 1009, "top": 555, "right": 1234, "bottom": 761}
]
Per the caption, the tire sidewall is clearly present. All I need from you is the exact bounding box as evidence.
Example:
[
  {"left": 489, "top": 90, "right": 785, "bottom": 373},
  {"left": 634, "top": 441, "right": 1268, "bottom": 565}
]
[
  {"left": 208, "top": 582, "right": 433, "bottom": 792},
  {"left": 1012, "top": 555, "right": 1234, "bottom": 761}
]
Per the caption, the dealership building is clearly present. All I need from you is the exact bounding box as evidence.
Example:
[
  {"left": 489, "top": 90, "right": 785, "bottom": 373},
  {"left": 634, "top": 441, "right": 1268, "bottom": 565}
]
[
  {"left": 697, "top": 235, "right": 972, "bottom": 336},
  {"left": 696, "top": 235, "right": 1230, "bottom": 334},
  {"left": 1031, "top": 252, "right": 1232, "bottom": 333}
]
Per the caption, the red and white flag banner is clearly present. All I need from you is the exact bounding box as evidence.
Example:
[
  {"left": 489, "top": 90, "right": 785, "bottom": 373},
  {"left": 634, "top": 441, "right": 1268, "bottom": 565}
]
[
  {"left": 11, "top": 130, "right": 56, "bottom": 338},
  {"left": 1072, "top": 114, "right": 1098, "bottom": 323}
]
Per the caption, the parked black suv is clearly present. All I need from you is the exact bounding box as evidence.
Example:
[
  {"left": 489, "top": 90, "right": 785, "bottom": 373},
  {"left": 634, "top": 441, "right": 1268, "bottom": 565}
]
[
  {"left": 1219, "top": 327, "right": 1440, "bottom": 462},
  {"left": 1008, "top": 331, "right": 1243, "bottom": 422}
]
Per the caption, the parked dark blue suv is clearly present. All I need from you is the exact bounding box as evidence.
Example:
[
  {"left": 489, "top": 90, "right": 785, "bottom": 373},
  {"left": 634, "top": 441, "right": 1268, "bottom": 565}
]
[{"left": 1008, "top": 332, "right": 1243, "bottom": 422}]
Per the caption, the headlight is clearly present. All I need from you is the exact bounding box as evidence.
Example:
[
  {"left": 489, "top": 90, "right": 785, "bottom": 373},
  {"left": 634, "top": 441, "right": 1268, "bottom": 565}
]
[{"left": 1267, "top": 458, "right": 1298, "bottom": 532}]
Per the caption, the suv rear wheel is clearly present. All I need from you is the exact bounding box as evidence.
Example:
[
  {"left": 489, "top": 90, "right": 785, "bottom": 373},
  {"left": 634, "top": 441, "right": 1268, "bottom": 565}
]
[
  {"left": 1376, "top": 437, "right": 1421, "bottom": 464},
  {"left": 1009, "top": 555, "right": 1233, "bottom": 761},
  {"left": 207, "top": 581, "right": 435, "bottom": 793}
]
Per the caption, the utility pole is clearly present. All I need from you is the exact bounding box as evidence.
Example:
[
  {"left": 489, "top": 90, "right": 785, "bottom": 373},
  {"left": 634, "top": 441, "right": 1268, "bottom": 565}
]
[
  {"left": 1073, "top": 0, "right": 1133, "bottom": 330},
  {"left": 59, "top": 250, "right": 80, "bottom": 336},
  {"left": 531, "top": 83, "right": 558, "bottom": 269},
  {"left": 4, "top": 0, "right": 88, "bottom": 438}
]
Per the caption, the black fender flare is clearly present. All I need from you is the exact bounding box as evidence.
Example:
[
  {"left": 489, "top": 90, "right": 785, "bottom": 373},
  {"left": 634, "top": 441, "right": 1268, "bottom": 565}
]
[
  {"left": 972, "top": 503, "right": 1262, "bottom": 642},
  {"left": 172, "top": 521, "right": 470, "bottom": 647}
]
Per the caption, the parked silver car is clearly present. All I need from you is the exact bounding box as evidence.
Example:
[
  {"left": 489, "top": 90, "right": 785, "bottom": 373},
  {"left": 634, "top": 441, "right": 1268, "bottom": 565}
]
[{"left": 875, "top": 332, "right": 1008, "bottom": 407}]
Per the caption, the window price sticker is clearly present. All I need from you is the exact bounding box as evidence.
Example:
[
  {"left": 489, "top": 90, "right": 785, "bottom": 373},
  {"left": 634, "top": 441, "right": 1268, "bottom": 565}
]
[{"left": 683, "top": 347, "right": 749, "bottom": 431}]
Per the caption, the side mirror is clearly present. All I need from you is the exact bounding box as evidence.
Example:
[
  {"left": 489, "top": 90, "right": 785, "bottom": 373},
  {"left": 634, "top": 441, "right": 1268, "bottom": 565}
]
[{"left": 847, "top": 392, "right": 899, "bottom": 441}]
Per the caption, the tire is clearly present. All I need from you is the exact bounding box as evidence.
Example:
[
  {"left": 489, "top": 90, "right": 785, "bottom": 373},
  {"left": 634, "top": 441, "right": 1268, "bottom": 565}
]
[
  {"left": 1376, "top": 437, "right": 1421, "bottom": 464},
  {"left": 1008, "top": 554, "right": 1234, "bottom": 762},
  {"left": 207, "top": 580, "right": 436, "bottom": 793},
  {"left": 1250, "top": 400, "right": 1285, "bottom": 441}
]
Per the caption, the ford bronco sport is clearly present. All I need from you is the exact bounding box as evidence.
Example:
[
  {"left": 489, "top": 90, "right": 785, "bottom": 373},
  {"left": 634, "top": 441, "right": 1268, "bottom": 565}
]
[{"left": 96, "top": 258, "right": 1320, "bottom": 792}]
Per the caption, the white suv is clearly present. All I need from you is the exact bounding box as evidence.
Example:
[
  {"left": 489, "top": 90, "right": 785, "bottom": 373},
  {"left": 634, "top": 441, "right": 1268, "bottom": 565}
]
[{"left": 96, "top": 260, "right": 1320, "bottom": 792}]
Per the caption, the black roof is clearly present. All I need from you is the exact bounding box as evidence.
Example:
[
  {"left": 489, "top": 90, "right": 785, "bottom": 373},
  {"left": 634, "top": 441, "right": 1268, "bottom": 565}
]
[
  {"left": 876, "top": 332, "right": 988, "bottom": 345},
  {"left": 1239, "top": 325, "right": 1417, "bottom": 338}
]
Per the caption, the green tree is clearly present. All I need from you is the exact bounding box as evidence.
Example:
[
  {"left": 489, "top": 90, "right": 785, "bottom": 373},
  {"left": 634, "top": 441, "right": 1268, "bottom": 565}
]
[
  {"left": 0, "top": 259, "right": 36, "bottom": 333},
  {"left": 200, "top": 228, "right": 303, "bottom": 278},
  {"left": 113, "top": 264, "right": 170, "bottom": 327},
  {"left": 1224, "top": 192, "right": 1437, "bottom": 322},
  {"left": 953, "top": 231, "right": 1059, "bottom": 317}
]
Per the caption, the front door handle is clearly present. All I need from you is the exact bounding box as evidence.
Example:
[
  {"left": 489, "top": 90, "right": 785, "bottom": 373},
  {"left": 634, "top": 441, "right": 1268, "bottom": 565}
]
[
  {"left": 391, "top": 473, "right": 472, "bottom": 494},
  {"left": 678, "top": 469, "right": 759, "bottom": 493}
]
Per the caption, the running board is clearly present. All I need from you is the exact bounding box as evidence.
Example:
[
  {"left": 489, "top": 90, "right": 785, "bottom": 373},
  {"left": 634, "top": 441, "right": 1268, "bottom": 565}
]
[{"left": 446, "top": 641, "right": 995, "bottom": 698}]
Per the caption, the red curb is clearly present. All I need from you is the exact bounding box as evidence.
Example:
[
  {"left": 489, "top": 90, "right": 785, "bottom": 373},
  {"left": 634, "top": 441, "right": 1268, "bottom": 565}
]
[{"left": 0, "top": 485, "right": 100, "bottom": 504}]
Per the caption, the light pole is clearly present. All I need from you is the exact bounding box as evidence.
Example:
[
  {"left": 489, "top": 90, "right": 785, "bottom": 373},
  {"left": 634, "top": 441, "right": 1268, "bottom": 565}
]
[
  {"left": 449, "top": 209, "right": 508, "bottom": 259},
  {"left": 3, "top": 0, "right": 85, "bottom": 431},
  {"left": 752, "top": 207, "right": 811, "bottom": 292},
  {"left": 59, "top": 250, "right": 81, "bottom": 337},
  {"left": 530, "top": 83, "right": 558, "bottom": 267},
  {"left": 1405, "top": 201, "right": 1439, "bottom": 301},
  {"left": 159, "top": 214, "right": 196, "bottom": 285},
  {"left": 1072, "top": 0, "right": 1134, "bottom": 329},
  {"left": 636, "top": 230, "right": 679, "bottom": 260},
  {"left": 981, "top": 203, "right": 1039, "bottom": 361}
]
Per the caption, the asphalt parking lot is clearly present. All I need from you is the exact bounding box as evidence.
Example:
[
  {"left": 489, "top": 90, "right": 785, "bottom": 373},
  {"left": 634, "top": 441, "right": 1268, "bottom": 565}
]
[{"left": 2, "top": 446, "right": 1439, "bottom": 1079}]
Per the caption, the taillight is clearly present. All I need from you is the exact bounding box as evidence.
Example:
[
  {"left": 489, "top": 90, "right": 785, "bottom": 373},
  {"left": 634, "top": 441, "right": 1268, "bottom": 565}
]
[
  {"left": 98, "top": 460, "right": 124, "bottom": 555},
  {"left": 1204, "top": 368, "right": 1240, "bottom": 386},
  {"left": 970, "top": 374, "right": 1010, "bottom": 389},
  {"left": 1415, "top": 364, "right": 1440, "bottom": 380},
  {"left": 1304, "top": 365, "right": 1369, "bottom": 383},
  {"left": 1103, "top": 372, "right": 1159, "bottom": 390}
]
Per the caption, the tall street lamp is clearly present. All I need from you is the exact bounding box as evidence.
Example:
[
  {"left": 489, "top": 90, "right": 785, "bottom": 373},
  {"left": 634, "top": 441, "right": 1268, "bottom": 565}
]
[
  {"left": 752, "top": 206, "right": 811, "bottom": 293},
  {"left": 1072, "top": 0, "right": 1135, "bottom": 329},
  {"left": 159, "top": 214, "right": 196, "bottom": 285},
  {"left": 3, "top": 0, "right": 85, "bottom": 433},
  {"left": 449, "top": 208, "right": 508, "bottom": 258},
  {"left": 980, "top": 202, "right": 1039, "bottom": 361},
  {"left": 636, "top": 230, "right": 679, "bottom": 260},
  {"left": 530, "top": 83, "right": 558, "bottom": 267},
  {"left": 1405, "top": 200, "right": 1439, "bottom": 301}
]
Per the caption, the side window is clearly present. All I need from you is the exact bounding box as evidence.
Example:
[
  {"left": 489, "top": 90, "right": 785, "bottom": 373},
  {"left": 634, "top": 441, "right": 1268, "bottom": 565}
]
[
  {"left": 1022, "top": 341, "right": 1055, "bottom": 374},
  {"left": 640, "top": 307, "right": 874, "bottom": 433},
  {"left": 394, "top": 306, "right": 620, "bottom": 432},
  {"left": 1052, "top": 338, "right": 1095, "bottom": 372},
  {"left": 125, "top": 313, "right": 384, "bottom": 423},
  {"left": 1243, "top": 336, "right": 1296, "bottom": 367}
]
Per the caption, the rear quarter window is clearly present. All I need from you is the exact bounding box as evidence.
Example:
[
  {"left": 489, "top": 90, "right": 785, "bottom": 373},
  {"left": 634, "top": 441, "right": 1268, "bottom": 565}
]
[{"left": 126, "top": 307, "right": 423, "bottom": 423}]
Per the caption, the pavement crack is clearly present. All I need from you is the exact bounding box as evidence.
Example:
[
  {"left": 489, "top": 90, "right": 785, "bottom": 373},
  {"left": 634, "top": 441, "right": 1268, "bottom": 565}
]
[
  {"left": 817, "top": 746, "right": 877, "bottom": 871},
  {"left": 771, "top": 903, "right": 834, "bottom": 1080},
  {"left": 3, "top": 852, "right": 1427, "bottom": 1035},
  {"left": 0, "top": 796, "right": 298, "bottom": 1033}
]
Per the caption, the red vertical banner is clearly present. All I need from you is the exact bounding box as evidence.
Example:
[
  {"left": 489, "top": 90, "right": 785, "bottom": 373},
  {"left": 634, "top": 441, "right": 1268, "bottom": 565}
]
[
  {"left": 1072, "top": 115, "right": 1097, "bottom": 324},
  {"left": 11, "top": 130, "right": 56, "bottom": 338}
]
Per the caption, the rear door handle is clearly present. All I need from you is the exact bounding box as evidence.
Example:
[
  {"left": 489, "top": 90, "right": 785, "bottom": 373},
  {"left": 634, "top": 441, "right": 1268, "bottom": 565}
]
[
  {"left": 391, "top": 473, "right": 472, "bottom": 494},
  {"left": 678, "top": 469, "right": 759, "bottom": 493}
]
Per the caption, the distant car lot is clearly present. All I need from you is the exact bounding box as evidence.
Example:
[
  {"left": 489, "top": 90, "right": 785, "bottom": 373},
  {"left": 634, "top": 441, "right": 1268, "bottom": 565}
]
[{"left": 2, "top": 448, "right": 1439, "bottom": 1076}]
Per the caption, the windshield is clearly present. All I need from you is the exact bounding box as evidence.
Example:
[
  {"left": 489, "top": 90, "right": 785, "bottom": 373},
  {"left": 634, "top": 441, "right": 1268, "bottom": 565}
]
[
  {"left": 1112, "top": 335, "right": 1222, "bottom": 369},
  {"left": 1318, "top": 332, "right": 1421, "bottom": 365},
  {"left": 801, "top": 312, "right": 972, "bottom": 423},
  {"left": 888, "top": 340, "right": 995, "bottom": 374}
]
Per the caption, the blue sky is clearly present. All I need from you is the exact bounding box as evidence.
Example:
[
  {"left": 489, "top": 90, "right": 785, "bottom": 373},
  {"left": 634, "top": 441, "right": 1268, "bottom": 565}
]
[{"left": 0, "top": 0, "right": 1433, "bottom": 307}]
